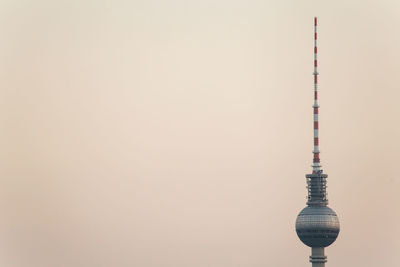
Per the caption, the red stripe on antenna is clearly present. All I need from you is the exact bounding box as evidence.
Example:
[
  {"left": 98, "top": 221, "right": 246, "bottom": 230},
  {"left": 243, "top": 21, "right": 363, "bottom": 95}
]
[{"left": 314, "top": 138, "right": 319, "bottom": 146}]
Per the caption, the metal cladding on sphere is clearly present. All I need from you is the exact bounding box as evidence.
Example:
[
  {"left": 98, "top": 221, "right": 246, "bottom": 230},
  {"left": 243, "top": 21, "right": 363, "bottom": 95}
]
[{"left": 296, "top": 206, "right": 340, "bottom": 247}]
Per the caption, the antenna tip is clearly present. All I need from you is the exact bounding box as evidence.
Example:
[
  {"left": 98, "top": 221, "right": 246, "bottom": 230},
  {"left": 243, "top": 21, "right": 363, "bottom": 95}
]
[{"left": 314, "top": 17, "right": 318, "bottom": 26}]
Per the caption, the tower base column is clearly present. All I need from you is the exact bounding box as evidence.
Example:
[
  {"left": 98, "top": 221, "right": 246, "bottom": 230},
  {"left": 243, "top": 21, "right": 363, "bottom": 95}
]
[{"left": 310, "top": 247, "right": 327, "bottom": 267}]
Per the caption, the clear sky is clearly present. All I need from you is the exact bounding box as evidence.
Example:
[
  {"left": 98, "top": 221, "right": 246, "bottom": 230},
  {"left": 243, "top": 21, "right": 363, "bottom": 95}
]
[{"left": 1, "top": 0, "right": 399, "bottom": 266}]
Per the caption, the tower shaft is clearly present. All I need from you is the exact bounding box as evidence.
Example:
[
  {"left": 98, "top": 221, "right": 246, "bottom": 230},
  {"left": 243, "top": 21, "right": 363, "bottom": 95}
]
[{"left": 310, "top": 247, "right": 327, "bottom": 267}]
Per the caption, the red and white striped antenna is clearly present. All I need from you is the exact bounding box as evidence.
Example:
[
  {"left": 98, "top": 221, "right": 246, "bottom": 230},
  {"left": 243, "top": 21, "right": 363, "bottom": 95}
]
[{"left": 312, "top": 17, "right": 321, "bottom": 173}]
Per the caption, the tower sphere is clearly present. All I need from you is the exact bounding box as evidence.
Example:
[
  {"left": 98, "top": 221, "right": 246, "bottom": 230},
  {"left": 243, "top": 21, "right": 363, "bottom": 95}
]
[{"left": 296, "top": 206, "right": 340, "bottom": 247}]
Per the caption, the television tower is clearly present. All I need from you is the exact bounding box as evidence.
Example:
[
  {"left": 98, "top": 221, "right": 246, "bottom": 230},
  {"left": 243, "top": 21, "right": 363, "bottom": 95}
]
[{"left": 295, "top": 17, "right": 340, "bottom": 267}]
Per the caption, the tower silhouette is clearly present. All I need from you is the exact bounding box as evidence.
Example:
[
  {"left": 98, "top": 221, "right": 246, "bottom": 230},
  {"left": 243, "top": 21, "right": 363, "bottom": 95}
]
[{"left": 295, "top": 17, "right": 340, "bottom": 267}]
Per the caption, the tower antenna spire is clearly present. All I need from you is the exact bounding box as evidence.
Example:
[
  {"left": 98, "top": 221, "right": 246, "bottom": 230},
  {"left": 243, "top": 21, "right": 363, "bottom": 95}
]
[{"left": 312, "top": 17, "right": 321, "bottom": 173}]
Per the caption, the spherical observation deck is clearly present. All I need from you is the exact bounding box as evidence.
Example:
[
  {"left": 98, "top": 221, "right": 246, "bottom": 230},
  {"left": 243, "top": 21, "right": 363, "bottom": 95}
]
[{"left": 295, "top": 206, "right": 340, "bottom": 247}]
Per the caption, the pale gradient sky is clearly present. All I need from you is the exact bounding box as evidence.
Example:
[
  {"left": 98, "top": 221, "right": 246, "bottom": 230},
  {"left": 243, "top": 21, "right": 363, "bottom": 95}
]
[{"left": 1, "top": 0, "right": 400, "bottom": 267}]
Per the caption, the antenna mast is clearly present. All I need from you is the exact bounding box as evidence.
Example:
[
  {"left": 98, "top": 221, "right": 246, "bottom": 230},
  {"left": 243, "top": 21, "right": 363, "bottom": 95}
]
[{"left": 312, "top": 17, "right": 321, "bottom": 173}]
